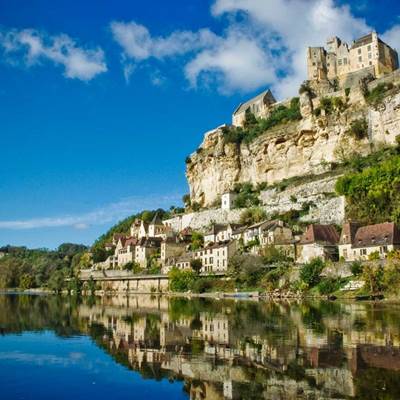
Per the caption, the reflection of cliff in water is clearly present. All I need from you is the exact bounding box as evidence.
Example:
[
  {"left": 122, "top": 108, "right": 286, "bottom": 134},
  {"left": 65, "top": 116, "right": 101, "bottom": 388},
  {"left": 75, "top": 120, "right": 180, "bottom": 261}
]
[{"left": 1, "top": 294, "right": 400, "bottom": 399}]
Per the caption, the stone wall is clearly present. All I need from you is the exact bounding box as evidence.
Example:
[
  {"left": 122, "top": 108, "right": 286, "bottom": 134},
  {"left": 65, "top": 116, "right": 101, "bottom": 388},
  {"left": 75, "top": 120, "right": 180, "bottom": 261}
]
[{"left": 166, "top": 174, "right": 345, "bottom": 231}]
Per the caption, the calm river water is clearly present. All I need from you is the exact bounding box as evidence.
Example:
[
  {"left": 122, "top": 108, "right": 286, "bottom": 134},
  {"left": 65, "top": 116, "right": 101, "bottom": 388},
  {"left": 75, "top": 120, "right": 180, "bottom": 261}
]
[{"left": 1, "top": 294, "right": 400, "bottom": 399}]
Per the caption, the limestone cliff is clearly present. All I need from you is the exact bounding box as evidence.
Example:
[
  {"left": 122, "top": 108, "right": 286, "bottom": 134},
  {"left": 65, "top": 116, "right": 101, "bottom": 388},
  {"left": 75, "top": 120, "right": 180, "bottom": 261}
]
[{"left": 186, "top": 77, "right": 400, "bottom": 207}]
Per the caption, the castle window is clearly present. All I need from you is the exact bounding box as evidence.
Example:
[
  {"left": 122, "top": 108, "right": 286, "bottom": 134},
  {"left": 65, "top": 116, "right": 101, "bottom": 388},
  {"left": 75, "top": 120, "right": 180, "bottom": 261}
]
[
  {"left": 338, "top": 59, "right": 342, "bottom": 66},
  {"left": 312, "top": 62, "right": 316, "bottom": 66},
  {"left": 368, "top": 53, "right": 372, "bottom": 59},
  {"left": 358, "top": 48, "right": 362, "bottom": 54},
  {"left": 359, "top": 56, "right": 362, "bottom": 62},
  {"left": 343, "top": 58, "right": 348, "bottom": 65},
  {"left": 368, "top": 45, "right": 371, "bottom": 51}
]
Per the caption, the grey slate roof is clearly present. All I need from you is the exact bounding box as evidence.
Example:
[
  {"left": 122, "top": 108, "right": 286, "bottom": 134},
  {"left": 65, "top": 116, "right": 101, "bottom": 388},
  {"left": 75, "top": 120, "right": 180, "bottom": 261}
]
[{"left": 233, "top": 89, "right": 276, "bottom": 115}]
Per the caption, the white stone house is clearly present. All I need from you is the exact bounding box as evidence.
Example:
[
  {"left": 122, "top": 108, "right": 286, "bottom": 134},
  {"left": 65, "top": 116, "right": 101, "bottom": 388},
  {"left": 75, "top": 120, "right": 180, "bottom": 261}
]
[
  {"left": 205, "top": 223, "right": 244, "bottom": 244},
  {"left": 134, "top": 237, "right": 162, "bottom": 269},
  {"left": 296, "top": 224, "right": 340, "bottom": 263},
  {"left": 339, "top": 222, "right": 400, "bottom": 261},
  {"left": 117, "top": 237, "right": 138, "bottom": 267},
  {"left": 221, "top": 192, "right": 237, "bottom": 210},
  {"left": 243, "top": 220, "right": 291, "bottom": 246},
  {"left": 193, "top": 240, "right": 238, "bottom": 273}
]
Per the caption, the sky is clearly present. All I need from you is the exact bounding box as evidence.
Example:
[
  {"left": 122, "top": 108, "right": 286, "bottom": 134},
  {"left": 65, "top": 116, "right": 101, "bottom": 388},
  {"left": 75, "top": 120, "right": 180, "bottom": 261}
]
[{"left": 0, "top": 0, "right": 400, "bottom": 249}]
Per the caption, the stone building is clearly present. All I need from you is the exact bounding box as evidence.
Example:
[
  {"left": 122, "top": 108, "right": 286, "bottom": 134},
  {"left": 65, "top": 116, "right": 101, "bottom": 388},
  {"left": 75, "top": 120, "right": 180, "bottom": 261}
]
[
  {"left": 339, "top": 222, "right": 400, "bottom": 261},
  {"left": 296, "top": 224, "right": 340, "bottom": 263},
  {"left": 307, "top": 32, "right": 398, "bottom": 84},
  {"left": 232, "top": 89, "right": 276, "bottom": 127},
  {"left": 221, "top": 192, "right": 237, "bottom": 210}
]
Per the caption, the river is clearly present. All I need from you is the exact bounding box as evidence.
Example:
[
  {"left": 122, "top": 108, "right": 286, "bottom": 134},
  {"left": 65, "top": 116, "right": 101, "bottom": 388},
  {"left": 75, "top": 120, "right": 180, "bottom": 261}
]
[{"left": 0, "top": 294, "right": 400, "bottom": 399}]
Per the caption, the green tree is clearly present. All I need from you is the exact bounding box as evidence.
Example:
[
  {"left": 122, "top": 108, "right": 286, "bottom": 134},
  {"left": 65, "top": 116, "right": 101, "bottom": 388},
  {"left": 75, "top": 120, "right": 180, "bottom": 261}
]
[
  {"left": 300, "top": 258, "right": 325, "bottom": 288},
  {"left": 190, "top": 232, "right": 204, "bottom": 251},
  {"left": 190, "top": 259, "right": 203, "bottom": 274}
]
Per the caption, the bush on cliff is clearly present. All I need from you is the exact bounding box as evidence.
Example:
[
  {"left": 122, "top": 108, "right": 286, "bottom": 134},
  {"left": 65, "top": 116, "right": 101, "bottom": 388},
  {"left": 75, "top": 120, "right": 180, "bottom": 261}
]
[
  {"left": 335, "top": 154, "right": 400, "bottom": 224},
  {"left": 222, "top": 97, "right": 301, "bottom": 145}
]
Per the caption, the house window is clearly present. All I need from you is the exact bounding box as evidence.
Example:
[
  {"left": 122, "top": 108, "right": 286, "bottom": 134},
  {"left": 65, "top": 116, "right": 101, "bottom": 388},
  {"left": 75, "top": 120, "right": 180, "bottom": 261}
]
[
  {"left": 368, "top": 53, "right": 372, "bottom": 59},
  {"left": 359, "top": 56, "right": 362, "bottom": 62},
  {"left": 361, "top": 249, "right": 367, "bottom": 255},
  {"left": 358, "top": 48, "right": 362, "bottom": 54},
  {"left": 343, "top": 58, "right": 348, "bottom": 65}
]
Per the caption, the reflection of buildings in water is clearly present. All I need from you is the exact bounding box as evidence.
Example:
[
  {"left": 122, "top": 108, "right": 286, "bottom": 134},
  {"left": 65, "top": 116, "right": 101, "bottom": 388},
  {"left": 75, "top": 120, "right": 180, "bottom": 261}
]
[{"left": 78, "top": 300, "right": 400, "bottom": 399}]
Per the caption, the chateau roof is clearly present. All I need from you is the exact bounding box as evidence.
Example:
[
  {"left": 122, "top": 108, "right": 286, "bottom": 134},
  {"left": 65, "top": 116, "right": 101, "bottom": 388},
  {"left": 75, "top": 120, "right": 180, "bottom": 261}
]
[
  {"left": 300, "top": 224, "right": 339, "bottom": 245},
  {"left": 233, "top": 89, "right": 276, "bottom": 115},
  {"left": 352, "top": 222, "right": 400, "bottom": 248}
]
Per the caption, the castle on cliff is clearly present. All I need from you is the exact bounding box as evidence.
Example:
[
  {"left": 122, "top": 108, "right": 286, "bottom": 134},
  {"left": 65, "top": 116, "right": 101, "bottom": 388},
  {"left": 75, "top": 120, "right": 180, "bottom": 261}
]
[
  {"left": 232, "top": 32, "right": 398, "bottom": 127},
  {"left": 307, "top": 32, "right": 398, "bottom": 83}
]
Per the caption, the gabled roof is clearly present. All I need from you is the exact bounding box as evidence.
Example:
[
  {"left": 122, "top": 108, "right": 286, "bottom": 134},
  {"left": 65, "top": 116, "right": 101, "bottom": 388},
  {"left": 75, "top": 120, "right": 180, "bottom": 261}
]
[
  {"left": 233, "top": 89, "right": 276, "bottom": 115},
  {"left": 340, "top": 221, "right": 362, "bottom": 245},
  {"left": 205, "top": 224, "right": 227, "bottom": 236},
  {"left": 150, "top": 212, "right": 163, "bottom": 226},
  {"left": 352, "top": 222, "right": 400, "bottom": 248},
  {"left": 138, "top": 237, "right": 163, "bottom": 248},
  {"left": 125, "top": 237, "right": 138, "bottom": 247},
  {"left": 300, "top": 224, "right": 339, "bottom": 245}
]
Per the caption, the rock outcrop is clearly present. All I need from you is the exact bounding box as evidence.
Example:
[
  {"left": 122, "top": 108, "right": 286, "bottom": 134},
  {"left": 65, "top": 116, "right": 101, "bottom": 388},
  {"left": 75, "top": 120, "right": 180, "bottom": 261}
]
[{"left": 186, "top": 79, "right": 400, "bottom": 207}]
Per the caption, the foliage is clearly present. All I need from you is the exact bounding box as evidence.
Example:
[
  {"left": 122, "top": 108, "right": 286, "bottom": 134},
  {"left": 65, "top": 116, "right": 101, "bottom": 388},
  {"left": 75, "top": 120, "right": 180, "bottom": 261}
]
[
  {"left": 182, "top": 194, "right": 191, "bottom": 206},
  {"left": 350, "top": 261, "right": 363, "bottom": 276},
  {"left": 190, "top": 259, "right": 203, "bottom": 274},
  {"left": 228, "top": 254, "right": 266, "bottom": 288},
  {"left": 316, "top": 277, "right": 343, "bottom": 295},
  {"left": 262, "top": 246, "right": 292, "bottom": 264},
  {"left": 123, "top": 261, "right": 142, "bottom": 274},
  {"left": 190, "top": 232, "right": 204, "bottom": 251},
  {"left": 222, "top": 98, "right": 301, "bottom": 145},
  {"left": 93, "top": 208, "right": 172, "bottom": 250},
  {"left": 299, "top": 258, "right": 325, "bottom": 288},
  {"left": 368, "top": 251, "right": 380, "bottom": 261},
  {"left": 364, "top": 82, "right": 394, "bottom": 107},
  {"left": 239, "top": 207, "right": 267, "bottom": 225},
  {"left": 0, "top": 244, "right": 87, "bottom": 290},
  {"left": 191, "top": 277, "right": 214, "bottom": 293},
  {"left": 362, "top": 264, "right": 384, "bottom": 294},
  {"left": 335, "top": 154, "right": 400, "bottom": 224},
  {"left": 168, "top": 268, "right": 196, "bottom": 292},
  {"left": 299, "top": 81, "right": 313, "bottom": 96},
  {"left": 233, "top": 182, "right": 260, "bottom": 208},
  {"left": 382, "top": 261, "right": 400, "bottom": 294},
  {"left": 92, "top": 247, "right": 113, "bottom": 263},
  {"left": 346, "top": 118, "right": 368, "bottom": 140}
]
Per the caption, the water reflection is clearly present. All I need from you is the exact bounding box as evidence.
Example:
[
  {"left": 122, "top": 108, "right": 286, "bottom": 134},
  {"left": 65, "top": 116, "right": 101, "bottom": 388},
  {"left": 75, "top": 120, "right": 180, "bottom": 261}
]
[{"left": 1, "top": 295, "right": 400, "bottom": 399}]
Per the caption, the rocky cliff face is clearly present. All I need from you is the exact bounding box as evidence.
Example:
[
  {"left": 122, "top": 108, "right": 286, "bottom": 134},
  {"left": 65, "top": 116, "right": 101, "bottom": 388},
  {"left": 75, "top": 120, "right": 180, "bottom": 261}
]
[{"left": 186, "top": 83, "right": 400, "bottom": 207}]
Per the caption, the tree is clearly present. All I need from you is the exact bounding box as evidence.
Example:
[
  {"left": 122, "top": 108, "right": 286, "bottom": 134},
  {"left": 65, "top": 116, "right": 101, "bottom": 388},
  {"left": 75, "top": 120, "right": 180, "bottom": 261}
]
[
  {"left": 190, "top": 259, "right": 203, "bottom": 274},
  {"left": 190, "top": 232, "right": 204, "bottom": 251},
  {"left": 300, "top": 258, "right": 325, "bottom": 287},
  {"left": 19, "top": 273, "right": 34, "bottom": 289},
  {"left": 168, "top": 268, "right": 196, "bottom": 292}
]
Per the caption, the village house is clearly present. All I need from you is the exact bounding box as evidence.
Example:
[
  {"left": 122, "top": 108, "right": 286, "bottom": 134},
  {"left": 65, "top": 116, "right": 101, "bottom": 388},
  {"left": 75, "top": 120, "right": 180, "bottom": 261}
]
[
  {"left": 232, "top": 89, "right": 276, "bottom": 127},
  {"left": 204, "top": 223, "right": 244, "bottom": 244},
  {"left": 339, "top": 222, "right": 400, "bottom": 261},
  {"left": 160, "top": 236, "right": 187, "bottom": 266},
  {"left": 243, "top": 220, "right": 292, "bottom": 246},
  {"left": 134, "top": 237, "right": 162, "bottom": 269},
  {"left": 117, "top": 237, "right": 138, "bottom": 267},
  {"left": 296, "top": 224, "right": 340, "bottom": 263},
  {"left": 307, "top": 32, "right": 398, "bottom": 83},
  {"left": 193, "top": 240, "right": 238, "bottom": 273}
]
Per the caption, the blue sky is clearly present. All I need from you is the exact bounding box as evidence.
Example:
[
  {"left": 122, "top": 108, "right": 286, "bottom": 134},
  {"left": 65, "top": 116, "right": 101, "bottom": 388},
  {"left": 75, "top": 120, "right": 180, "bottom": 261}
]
[{"left": 0, "top": 0, "right": 400, "bottom": 249}]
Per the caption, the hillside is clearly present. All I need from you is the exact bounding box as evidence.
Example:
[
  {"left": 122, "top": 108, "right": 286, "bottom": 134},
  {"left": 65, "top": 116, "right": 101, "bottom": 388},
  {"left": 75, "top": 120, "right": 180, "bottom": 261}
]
[{"left": 186, "top": 74, "right": 400, "bottom": 207}]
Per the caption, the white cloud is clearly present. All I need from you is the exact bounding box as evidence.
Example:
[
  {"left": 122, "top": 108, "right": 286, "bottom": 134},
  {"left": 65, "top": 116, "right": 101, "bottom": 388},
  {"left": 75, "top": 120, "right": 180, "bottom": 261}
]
[
  {"left": 110, "top": 1, "right": 400, "bottom": 98},
  {"left": 0, "top": 194, "right": 181, "bottom": 230},
  {"left": 382, "top": 25, "right": 400, "bottom": 51},
  {"left": 0, "top": 28, "right": 107, "bottom": 81}
]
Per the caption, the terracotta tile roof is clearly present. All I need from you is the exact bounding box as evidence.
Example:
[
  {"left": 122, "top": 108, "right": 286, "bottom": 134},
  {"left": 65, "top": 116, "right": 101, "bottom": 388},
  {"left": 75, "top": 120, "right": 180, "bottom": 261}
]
[
  {"left": 352, "top": 222, "right": 400, "bottom": 248},
  {"left": 125, "top": 237, "right": 138, "bottom": 246},
  {"left": 340, "top": 221, "right": 362, "bottom": 245},
  {"left": 300, "top": 224, "right": 339, "bottom": 245}
]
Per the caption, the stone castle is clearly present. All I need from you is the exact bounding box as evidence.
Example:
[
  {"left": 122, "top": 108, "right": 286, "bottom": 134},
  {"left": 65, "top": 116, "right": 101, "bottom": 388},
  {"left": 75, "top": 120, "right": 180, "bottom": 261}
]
[{"left": 307, "top": 32, "right": 398, "bottom": 84}]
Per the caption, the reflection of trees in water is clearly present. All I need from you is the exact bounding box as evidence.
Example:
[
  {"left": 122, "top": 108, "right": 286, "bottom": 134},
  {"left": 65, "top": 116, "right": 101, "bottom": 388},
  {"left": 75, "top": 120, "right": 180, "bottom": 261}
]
[{"left": 3, "top": 295, "right": 400, "bottom": 399}]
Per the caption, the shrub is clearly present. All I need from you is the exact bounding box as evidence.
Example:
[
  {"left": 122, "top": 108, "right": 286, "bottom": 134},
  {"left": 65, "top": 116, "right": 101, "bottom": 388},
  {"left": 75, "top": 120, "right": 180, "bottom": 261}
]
[
  {"left": 299, "top": 81, "right": 313, "bottom": 95},
  {"left": 362, "top": 263, "right": 384, "bottom": 294},
  {"left": 185, "top": 156, "right": 191, "bottom": 164},
  {"left": 317, "top": 277, "right": 342, "bottom": 295},
  {"left": 228, "top": 254, "right": 266, "bottom": 288},
  {"left": 300, "top": 258, "right": 325, "bottom": 287},
  {"left": 191, "top": 278, "right": 214, "bottom": 293},
  {"left": 350, "top": 261, "right": 363, "bottom": 276},
  {"left": 383, "top": 262, "right": 400, "bottom": 293},
  {"left": 222, "top": 98, "right": 301, "bottom": 145},
  {"left": 168, "top": 268, "right": 197, "bottom": 292},
  {"left": 320, "top": 97, "right": 333, "bottom": 114},
  {"left": 365, "top": 83, "right": 389, "bottom": 107},
  {"left": 190, "top": 232, "right": 204, "bottom": 251},
  {"left": 368, "top": 251, "right": 380, "bottom": 261},
  {"left": 233, "top": 182, "right": 260, "bottom": 208},
  {"left": 191, "top": 202, "right": 201, "bottom": 212},
  {"left": 346, "top": 118, "right": 368, "bottom": 140},
  {"left": 239, "top": 207, "right": 267, "bottom": 225},
  {"left": 262, "top": 246, "right": 291, "bottom": 264}
]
